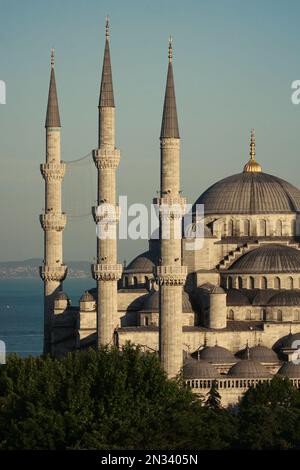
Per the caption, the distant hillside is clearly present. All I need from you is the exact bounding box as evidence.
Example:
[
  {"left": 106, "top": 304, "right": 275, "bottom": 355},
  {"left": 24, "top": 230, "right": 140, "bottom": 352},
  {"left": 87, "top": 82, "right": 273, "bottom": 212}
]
[{"left": 0, "top": 259, "right": 91, "bottom": 279}]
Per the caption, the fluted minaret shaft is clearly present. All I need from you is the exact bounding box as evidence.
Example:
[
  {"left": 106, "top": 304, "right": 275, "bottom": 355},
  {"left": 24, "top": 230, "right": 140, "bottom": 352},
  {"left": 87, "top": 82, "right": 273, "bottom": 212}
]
[
  {"left": 92, "top": 19, "right": 122, "bottom": 348},
  {"left": 40, "top": 50, "right": 67, "bottom": 354},
  {"left": 155, "top": 39, "right": 187, "bottom": 378}
]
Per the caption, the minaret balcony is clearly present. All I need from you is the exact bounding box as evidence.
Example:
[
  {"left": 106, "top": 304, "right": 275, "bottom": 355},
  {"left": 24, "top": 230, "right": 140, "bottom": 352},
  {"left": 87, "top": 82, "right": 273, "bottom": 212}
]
[
  {"left": 92, "top": 204, "right": 120, "bottom": 223},
  {"left": 39, "top": 265, "right": 68, "bottom": 282},
  {"left": 155, "top": 265, "right": 187, "bottom": 286},
  {"left": 40, "top": 162, "right": 66, "bottom": 181},
  {"left": 153, "top": 196, "right": 186, "bottom": 219},
  {"left": 91, "top": 263, "right": 122, "bottom": 281},
  {"left": 92, "top": 148, "right": 120, "bottom": 170},
  {"left": 40, "top": 212, "right": 67, "bottom": 231}
]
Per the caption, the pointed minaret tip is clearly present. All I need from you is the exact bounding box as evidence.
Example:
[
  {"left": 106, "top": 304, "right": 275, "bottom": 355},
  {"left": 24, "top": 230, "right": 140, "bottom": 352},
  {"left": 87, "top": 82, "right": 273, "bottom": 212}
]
[
  {"left": 160, "top": 36, "right": 180, "bottom": 139},
  {"left": 99, "top": 16, "right": 115, "bottom": 108},
  {"left": 45, "top": 48, "right": 61, "bottom": 128},
  {"left": 243, "top": 128, "right": 262, "bottom": 173}
]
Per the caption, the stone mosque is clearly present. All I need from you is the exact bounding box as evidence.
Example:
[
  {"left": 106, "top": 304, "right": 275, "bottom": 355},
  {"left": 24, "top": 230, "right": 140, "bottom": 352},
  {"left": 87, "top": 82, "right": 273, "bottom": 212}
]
[{"left": 40, "top": 20, "right": 300, "bottom": 406}]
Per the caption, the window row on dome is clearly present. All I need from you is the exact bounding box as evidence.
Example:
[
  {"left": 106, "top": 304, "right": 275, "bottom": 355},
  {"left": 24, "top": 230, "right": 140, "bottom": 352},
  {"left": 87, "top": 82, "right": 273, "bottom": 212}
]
[
  {"left": 224, "top": 275, "right": 299, "bottom": 290},
  {"left": 122, "top": 275, "right": 150, "bottom": 288},
  {"left": 186, "top": 378, "right": 272, "bottom": 390},
  {"left": 217, "top": 217, "right": 298, "bottom": 238}
]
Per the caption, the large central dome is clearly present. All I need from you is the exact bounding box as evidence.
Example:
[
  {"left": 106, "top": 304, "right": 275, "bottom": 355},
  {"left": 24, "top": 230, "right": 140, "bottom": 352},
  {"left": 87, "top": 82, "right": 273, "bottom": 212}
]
[{"left": 196, "top": 172, "right": 300, "bottom": 215}]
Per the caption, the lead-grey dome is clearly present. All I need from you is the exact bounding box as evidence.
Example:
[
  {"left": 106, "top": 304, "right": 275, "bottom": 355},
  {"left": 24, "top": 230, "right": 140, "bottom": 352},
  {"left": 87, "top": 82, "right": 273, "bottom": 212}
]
[
  {"left": 228, "top": 244, "right": 300, "bottom": 273},
  {"left": 274, "top": 332, "right": 300, "bottom": 351},
  {"left": 277, "top": 362, "right": 300, "bottom": 378},
  {"left": 140, "top": 290, "right": 193, "bottom": 313},
  {"left": 183, "top": 358, "right": 220, "bottom": 379},
  {"left": 54, "top": 291, "right": 68, "bottom": 301},
  {"left": 268, "top": 291, "right": 300, "bottom": 306},
  {"left": 228, "top": 359, "right": 272, "bottom": 378},
  {"left": 195, "top": 172, "right": 300, "bottom": 215},
  {"left": 126, "top": 251, "right": 156, "bottom": 272},
  {"left": 236, "top": 345, "right": 278, "bottom": 363},
  {"left": 80, "top": 291, "right": 95, "bottom": 302},
  {"left": 198, "top": 345, "right": 236, "bottom": 363}
]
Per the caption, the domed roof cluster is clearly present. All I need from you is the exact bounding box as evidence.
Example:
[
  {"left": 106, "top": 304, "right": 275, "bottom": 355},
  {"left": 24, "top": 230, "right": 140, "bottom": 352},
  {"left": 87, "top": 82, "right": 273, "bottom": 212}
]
[
  {"left": 195, "top": 172, "right": 300, "bottom": 215},
  {"left": 140, "top": 289, "right": 193, "bottom": 313},
  {"left": 229, "top": 244, "right": 300, "bottom": 273}
]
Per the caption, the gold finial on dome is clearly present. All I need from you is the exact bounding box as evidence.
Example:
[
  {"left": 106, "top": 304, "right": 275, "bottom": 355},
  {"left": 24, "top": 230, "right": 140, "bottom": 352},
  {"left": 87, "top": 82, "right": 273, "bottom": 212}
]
[{"left": 243, "top": 129, "right": 262, "bottom": 173}]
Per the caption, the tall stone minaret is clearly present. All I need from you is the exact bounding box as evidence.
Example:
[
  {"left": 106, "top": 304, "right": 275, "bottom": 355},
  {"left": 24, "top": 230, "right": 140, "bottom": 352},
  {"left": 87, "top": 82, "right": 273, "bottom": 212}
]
[
  {"left": 40, "top": 50, "right": 67, "bottom": 354},
  {"left": 155, "top": 38, "right": 187, "bottom": 378},
  {"left": 92, "top": 19, "right": 122, "bottom": 348}
]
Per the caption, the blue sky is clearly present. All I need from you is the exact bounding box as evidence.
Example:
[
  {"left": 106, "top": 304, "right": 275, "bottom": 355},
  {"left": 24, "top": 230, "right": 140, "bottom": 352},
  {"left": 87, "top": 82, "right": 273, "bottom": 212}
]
[{"left": 1, "top": 0, "right": 300, "bottom": 262}]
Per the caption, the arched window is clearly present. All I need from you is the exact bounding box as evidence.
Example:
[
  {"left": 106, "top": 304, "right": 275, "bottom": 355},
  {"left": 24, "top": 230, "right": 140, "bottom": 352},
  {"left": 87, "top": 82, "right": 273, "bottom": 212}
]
[
  {"left": 133, "top": 276, "right": 138, "bottom": 286},
  {"left": 261, "top": 309, "right": 267, "bottom": 321},
  {"left": 228, "top": 220, "right": 233, "bottom": 237},
  {"left": 228, "top": 310, "right": 234, "bottom": 320},
  {"left": 238, "top": 276, "right": 243, "bottom": 289},
  {"left": 288, "top": 277, "right": 294, "bottom": 289},
  {"left": 261, "top": 277, "right": 267, "bottom": 290},
  {"left": 277, "top": 310, "right": 282, "bottom": 321},
  {"left": 228, "top": 277, "right": 233, "bottom": 289},
  {"left": 249, "top": 276, "right": 255, "bottom": 289},
  {"left": 276, "top": 220, "right": 282, "bottom": 236},
  {"left": 292, "top": 219, "right": 296, "bottom": 236},
  {"left": 124, "top": 276, "right": 129, "bottom": 288},
  {"left": 145, "top": 276, "right": 149, "bottom": 285},
  {"left": 246, "top": 310, "right": 251, "bottom": 320},
  {"left": 259, "top": 220, "right": 267, "bottom": 236},
  {"left": 243, "top": 220, "right": 250, "bottom": 236},
  {"left": 294, "top": 311, "right": 300, "bottom": 322},
  {"left": 274, "top": 277, "right": 281, "bottom": 289},
  {"left": 144, "top": 316, "right": 149, "bottom": 326}
]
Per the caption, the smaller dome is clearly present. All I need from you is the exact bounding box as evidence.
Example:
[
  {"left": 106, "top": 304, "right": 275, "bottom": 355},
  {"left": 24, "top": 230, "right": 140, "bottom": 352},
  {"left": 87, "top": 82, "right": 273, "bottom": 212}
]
[
  {"left": 54, "top": 291, "right": 68, "bottom": 301},
  {"left": 183, "top": 358, "right": 220, "bottom": 379},
  {"left": 141, "top": 290, "right": 193, "bottom": 313},
  {"left": 268, "top": 291, "right": 300, "bottom": 307},
  {"left": 227, "top": 289, "right": 251, "bottom": 306},
  {"left": 126, "top": 251, "right": 155, "bottom": 272},
  {"left": 277, "top": 362, "right": 300, "bottom": 378},
  {"left": 274, "top": 332, "right": 300, "bottom": 351},
  {"left": 228, "top": 360, "right": 272, "bottom": 378},
  {"left": 237, "top": 345, "right": 278, "bottom": 363},
  {"left": 198, "top": 345, "right": 236, "bottom": 363},
  {"left": 80, "top": 291, "right": 95, "bottom": 302},
  {"left": 199, "top": 283, "right": 225, "bottom": 294}
]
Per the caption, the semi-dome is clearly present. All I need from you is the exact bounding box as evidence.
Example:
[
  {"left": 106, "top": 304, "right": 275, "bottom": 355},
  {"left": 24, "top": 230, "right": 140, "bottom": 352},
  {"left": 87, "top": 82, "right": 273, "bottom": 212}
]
[
  {"left": 227, "top": 289, "right": 251, "bottom": 306},
  {"left": 183, "top": 358, "right": 221, "bottom": 379},
  {"left": 198, "top": 345, "right": 236, "bottom": 363},
  {"left": 268, "top": 291, "right": 300, "bottom": 306},
  {"left": 126, "top": 251, "right": 156, "bottom": 272},
  {"left": 277, "top": 362, "right": 300, "bottom": 378},
  {"left": 141, "top": 290, "right": 193, "bottom": 313},
  {"left": 236, "top": 345, "right": 278, "bottom": 363},
  {"left": 228, "top": 244, "right": 300, "bottom": 273},
  {"left": 228, "top": 359, "right": 272, "bottom": 378},
  {"left": 195, "top": 172, "right": 300, "bottom": 215},
  {"left": 274, "top": 332, "right": 300, "bottom": 351}
]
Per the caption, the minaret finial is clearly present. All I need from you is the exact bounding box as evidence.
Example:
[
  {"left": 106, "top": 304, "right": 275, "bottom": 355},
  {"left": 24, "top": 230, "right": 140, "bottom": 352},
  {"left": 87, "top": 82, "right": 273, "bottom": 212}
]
[
  {"left": 243, "top": 128, "right": 262, "bottom": 173},
  {"left": 106, "top": 16, "right": 110, "bottom": 40},
  {"left": 250, "top": 129, "right": 255, "bottom": 161},
  {"left": 50, "top": 48, "right": 55, "bottom": 69},
  {"left": 168, "top": 36, "right": 173, "bottom": 63}
]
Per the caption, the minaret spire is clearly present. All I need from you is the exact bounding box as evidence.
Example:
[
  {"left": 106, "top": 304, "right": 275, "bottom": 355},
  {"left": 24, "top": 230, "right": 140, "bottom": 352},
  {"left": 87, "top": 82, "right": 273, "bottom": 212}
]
[
  {"left": 160, "top": 38, "right": 179, "bottom": 139},
  {"left": 45, "top": 49, "right": 61, "bottom": 128},
  {"left": 99, "top": 17, "right": 114, "bottom": 108},
  {"left": 243, "top": 128, "right": 262, "bottom": 173}
]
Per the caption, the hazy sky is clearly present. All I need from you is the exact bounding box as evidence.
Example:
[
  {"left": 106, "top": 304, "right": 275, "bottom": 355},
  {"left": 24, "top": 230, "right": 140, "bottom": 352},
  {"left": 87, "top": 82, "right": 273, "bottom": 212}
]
[{"left": 1, "top": 0, "right": 300, "bottom": 263}]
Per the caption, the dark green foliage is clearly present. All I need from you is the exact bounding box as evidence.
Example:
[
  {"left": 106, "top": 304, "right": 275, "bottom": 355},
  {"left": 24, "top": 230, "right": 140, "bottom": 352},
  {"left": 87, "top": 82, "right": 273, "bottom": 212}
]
[
  {"left": 205, "top": 380, "right": 222, "bottom": 410},
  {"left": 2, "top": 350, "right": 300, "bottom": 450}
]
